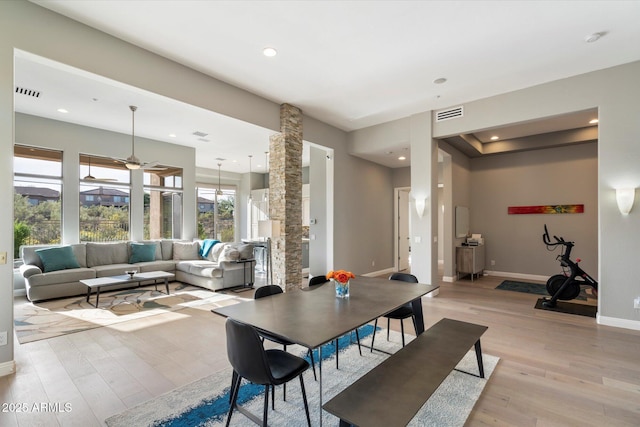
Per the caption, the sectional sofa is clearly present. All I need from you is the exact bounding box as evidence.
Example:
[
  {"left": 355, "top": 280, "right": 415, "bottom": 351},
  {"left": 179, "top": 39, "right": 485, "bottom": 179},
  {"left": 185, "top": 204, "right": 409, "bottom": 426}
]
[{"left": 19, "top": 240, "right": 255, "bottom": 302}]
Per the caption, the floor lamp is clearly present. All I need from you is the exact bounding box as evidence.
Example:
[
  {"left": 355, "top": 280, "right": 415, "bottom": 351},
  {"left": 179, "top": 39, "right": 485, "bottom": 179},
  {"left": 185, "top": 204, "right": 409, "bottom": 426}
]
[{"left": 258, "top": 220, "right": 281, "bottom": 286}]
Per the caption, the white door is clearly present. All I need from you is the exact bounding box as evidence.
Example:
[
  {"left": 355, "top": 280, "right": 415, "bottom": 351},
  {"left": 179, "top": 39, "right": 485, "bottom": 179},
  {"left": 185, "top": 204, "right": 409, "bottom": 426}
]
[{"left": 398, "top": 189, "right": 410, "bottom": 271}]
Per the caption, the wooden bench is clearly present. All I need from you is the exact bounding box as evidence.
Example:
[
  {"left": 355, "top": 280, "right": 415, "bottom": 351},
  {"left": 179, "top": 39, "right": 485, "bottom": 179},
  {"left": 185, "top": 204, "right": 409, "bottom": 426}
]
[{"left": 322, "top": 318, "right": 488, "bottom": 427}]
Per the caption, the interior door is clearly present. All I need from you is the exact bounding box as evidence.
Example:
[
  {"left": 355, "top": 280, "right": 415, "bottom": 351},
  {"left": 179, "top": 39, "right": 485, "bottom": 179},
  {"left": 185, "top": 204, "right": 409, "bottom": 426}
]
[{"left": 398, "top": 189, "right": 410, "bottom": 271}]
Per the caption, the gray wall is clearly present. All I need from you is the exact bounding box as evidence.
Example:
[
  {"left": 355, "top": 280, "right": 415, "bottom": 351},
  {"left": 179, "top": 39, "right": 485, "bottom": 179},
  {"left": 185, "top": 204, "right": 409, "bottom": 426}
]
[{"left": 470, "top": 142, "right": 598, "bottom": 277}]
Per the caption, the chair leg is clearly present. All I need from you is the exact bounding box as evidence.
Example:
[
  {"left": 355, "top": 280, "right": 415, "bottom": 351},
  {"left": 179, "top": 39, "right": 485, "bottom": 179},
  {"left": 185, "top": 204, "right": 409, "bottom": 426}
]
[
  {"left": 400, "top": 319, "right": 405, "bottom": 347},
  {"left": 308, "top": 349, "right": 317, "bottom": 381},
  {"left": 370, "top": 318, "right": 378, "bottom": 352},
  {"left": 335, "top": 339, "right": 339, "bottom": 369},
  {"left": 355, "top": 328, "right": 362, "bottom": 356},
  {"left": 299, "top": 375, "right": 312, "bottom": 427},
  {"left": 387, "top": 318, "right": 391, "bottom": 341},
  {"left": 283, "top": 382, "right": 287, "bottom": 401},
  {"left": 263, "top": 384, "right": 269, "bottom": 427},
  {"left": 229, "top": 370, "right": 238, "bottom": 403},
  {"left": 271, "top": 384, "right": 275, "bottom": 410},
  {"left": 225, "top": 374, "right": 241, "bottom": 427}
]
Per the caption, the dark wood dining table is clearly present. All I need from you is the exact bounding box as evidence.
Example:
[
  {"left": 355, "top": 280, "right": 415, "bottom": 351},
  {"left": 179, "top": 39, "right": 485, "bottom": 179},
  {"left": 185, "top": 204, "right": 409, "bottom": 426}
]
[{"left": 212, "top": 275, "right": 439, "bottom": 426}]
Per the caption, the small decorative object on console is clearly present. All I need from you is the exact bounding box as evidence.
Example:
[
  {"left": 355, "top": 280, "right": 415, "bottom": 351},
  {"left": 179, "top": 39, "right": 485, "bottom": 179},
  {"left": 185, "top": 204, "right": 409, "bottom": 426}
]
[
  {"left": 125, "top": 270, "right": 137, "bottom": 279},
  {"left": 326, "top": 269, "right": 355, "bottom": 298}
]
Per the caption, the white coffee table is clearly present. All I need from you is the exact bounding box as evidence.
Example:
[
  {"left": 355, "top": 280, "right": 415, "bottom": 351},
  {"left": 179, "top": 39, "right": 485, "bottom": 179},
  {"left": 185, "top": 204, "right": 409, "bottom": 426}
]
[{"left": 81, "top": 271, "right": 175, "bottom": 307}]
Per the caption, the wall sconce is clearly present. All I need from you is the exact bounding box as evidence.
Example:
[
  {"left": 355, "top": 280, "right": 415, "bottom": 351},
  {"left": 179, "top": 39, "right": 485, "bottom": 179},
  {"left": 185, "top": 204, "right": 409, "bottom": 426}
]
[
  {"left": 414, "top": 198, "right": 426, "bottom": 218},
  {"left": 616, "top": 188, "right": 635, "bottom": 215}
]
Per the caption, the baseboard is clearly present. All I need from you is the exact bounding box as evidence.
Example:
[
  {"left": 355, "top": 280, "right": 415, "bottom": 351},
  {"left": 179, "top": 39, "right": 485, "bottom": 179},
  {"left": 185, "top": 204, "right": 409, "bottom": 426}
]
[
  {"left": 13, "top": 289, "right": 26, "bottom": 297},
  {"left": 362, "top": 267, "right": 395, "bottom": 278},
  {"left": 484, "top": 270, "right": 548, "bottom": 283},
  {"left": 442, "top": 275, "right": 456, "bottom": 283},
  {"left": 597, "top": 315, "right": 640, "bottom": 331},
  {"left": 0, "top": 360, "right": 16, "bottom": 377}
]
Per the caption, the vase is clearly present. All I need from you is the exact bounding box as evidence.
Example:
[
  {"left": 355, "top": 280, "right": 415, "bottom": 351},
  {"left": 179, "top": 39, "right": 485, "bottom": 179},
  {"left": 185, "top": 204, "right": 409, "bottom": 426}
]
[{"left": 334, "top": 279, "right": 350, "bottom": 298}]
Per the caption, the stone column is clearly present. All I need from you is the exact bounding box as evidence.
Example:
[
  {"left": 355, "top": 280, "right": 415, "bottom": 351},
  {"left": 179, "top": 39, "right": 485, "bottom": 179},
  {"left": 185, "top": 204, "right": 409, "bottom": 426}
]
[{"left": 269, "top": 103, "right": 303, "bottom": 291}]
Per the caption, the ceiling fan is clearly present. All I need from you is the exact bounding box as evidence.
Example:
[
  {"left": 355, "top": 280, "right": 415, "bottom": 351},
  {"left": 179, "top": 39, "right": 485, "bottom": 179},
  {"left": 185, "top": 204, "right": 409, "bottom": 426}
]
[
  {"left": 113, "top": 105, "right": 165, "bottom": 171},
  {"left": 82, "top": 156, "right": 116, "bottom": 182}
]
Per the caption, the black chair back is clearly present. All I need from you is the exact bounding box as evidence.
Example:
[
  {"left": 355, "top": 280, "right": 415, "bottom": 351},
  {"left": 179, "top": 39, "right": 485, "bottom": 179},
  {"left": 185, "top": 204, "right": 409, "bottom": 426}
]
[
  {"left": 254, "top": 284, "right": 283, "bottom": 299},
  {"left": 308, "top": 275, "right": 329, "bottom": 287},
  {"left": 389, "top": 272, "right": 419, "bottom": 283},
  {"left": 225, "top": 318, "right": 272, "bottom": 385}
]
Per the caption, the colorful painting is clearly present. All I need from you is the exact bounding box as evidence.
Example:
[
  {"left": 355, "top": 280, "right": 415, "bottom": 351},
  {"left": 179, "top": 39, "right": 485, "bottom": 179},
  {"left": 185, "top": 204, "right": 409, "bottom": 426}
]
[{"left": 508, "top": 204, "right": 584, "bottom": 215}]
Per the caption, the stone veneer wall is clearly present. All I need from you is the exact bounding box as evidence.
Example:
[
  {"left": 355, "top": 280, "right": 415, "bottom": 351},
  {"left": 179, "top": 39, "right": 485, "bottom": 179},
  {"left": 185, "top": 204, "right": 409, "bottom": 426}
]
[{"left": 269, "top": 103, "right": 303, "bottom": 291}]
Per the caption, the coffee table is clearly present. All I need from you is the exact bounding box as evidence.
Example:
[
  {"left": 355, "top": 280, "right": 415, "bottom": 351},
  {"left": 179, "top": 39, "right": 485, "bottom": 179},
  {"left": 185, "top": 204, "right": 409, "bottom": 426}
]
[{"left": 80, "top": 271, "right": 175, "bottom": 307}]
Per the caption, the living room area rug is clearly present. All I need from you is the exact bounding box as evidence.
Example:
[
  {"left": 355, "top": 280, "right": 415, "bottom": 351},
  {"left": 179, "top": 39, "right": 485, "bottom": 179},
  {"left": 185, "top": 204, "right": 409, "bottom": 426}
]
[
  {"left": 105, "top": 329, "right": 499, "bottom": 427},
  {"left": 14, "top": 283, "right": 247, "bottom": 344}
]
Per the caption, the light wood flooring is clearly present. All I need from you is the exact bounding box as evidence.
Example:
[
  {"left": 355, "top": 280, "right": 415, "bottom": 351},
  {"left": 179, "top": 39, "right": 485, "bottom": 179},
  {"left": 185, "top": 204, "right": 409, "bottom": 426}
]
[{"left": 2, "top": 273, "right": 640, "bottom": 426}]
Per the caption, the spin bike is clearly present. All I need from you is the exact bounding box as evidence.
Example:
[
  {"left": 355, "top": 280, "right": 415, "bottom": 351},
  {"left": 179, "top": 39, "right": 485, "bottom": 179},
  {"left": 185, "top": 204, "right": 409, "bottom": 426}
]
[{"left": 541, "top": 224, "right": 598, "bottom": 308}]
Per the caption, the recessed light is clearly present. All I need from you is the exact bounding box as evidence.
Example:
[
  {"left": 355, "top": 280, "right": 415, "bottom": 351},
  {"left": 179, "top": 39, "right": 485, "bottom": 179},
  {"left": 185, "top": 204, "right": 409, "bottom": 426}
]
[
  {"left": 490, "top": 136, "right": 499, "bottom": 141},
  {"left": 263, "top": 47, "right": 277, "bottom": 57},
  {"left": 169, "top": 133, "right": 177, "bottom": 138},
  {"left": 589, "top": 119, "right": 598, "bottom": 124},
  {"left": 57, "top": 108, "right": 68, "bottom": 113},
  {"left": 398, "top": 156, "right": 406, "bottom": 161},
  {"left": 585, "top": 32, "right": 605, "bottom": 43},
  {"left": 433, "top": 78, "right": 447, "bottom": 85}
]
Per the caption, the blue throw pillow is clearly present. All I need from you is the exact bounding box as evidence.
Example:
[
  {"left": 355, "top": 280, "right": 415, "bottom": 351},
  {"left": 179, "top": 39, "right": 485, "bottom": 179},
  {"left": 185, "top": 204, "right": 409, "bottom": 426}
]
[
  {"left": 129, "top": 243, "right": 157, "bottom": 263},
  {"left": 35, "top": 246, "right": 81, "bottom": 273}
]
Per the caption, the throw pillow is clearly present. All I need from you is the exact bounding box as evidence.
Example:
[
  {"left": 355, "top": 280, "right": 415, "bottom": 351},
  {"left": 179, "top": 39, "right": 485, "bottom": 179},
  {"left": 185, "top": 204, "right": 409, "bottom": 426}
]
[
  {"left": 35, "top": 246, "right": 81, "bottom": 273},
  {"left": 237, "top": 244, "right": 254, "bottom": 260},
  {"left": 209, "top": 242, "right": 226, "bottom": 262},
  {"left": 218, "top": 245, "right": 240, "bottom": 263},
  {"left": 173, "top": 241, "right": 200, "bottom": 260},
  {"left": 129, "top": 243, "right": 158, "bottom": 263}
]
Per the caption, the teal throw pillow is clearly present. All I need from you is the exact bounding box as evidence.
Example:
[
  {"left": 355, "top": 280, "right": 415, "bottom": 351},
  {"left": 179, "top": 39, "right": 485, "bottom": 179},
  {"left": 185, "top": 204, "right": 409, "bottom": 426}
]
[
  {"left": 35, "top": 246, "right": 81, "bottom": 273},
  {"left": 129, "top": 243, "right": 157, "bottom": 263}
]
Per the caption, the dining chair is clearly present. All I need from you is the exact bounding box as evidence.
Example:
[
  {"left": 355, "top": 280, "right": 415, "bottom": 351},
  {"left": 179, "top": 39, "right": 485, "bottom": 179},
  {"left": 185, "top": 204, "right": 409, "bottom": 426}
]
[
  {"left": 225, "top": 318, "right": 312, "bottom": 427},
  {"left": 254, "top": 285, "right": 317, "bottom": 380},
  {"left": 308, "top": 276, "right": 362, "bottom": 369},
  {"left": 370, "top": 272, "right": 418, "bottom": 350}
]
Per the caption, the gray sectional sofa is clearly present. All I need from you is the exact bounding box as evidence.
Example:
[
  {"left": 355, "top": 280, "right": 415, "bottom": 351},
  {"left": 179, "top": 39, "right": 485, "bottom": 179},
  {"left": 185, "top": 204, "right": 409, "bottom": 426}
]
[{"left": 19, "top": 240, "right": 255, "bottom": 302}]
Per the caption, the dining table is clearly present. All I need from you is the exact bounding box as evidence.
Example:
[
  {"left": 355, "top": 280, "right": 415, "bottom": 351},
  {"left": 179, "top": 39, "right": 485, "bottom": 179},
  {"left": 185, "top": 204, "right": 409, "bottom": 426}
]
[{"left": 211, "top": 275, "right": 439, "bottom": 426}]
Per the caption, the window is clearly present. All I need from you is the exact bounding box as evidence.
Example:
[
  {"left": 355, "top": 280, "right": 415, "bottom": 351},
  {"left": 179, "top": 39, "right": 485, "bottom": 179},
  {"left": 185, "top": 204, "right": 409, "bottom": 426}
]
[
  {"left": 13, "top": 145, "right": 63, "bottom": 257},
  {"left": 79, "top": 154, "right": 131, "bottom": 242},
  {"left": 144, "top": 167, "right": 183, "bottom": 240},
  {"left": 197, "top": 185, "right": 235, "bottom": 242}
]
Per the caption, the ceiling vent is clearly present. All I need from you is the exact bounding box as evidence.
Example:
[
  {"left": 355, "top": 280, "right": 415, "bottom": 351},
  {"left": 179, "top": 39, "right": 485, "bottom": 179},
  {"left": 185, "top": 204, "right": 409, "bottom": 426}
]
[
  {"left": 436, "top": 106, "right": 463, "bottom": 122},
  {"left": 197, "top": 138, "right": 210, "bottom": 143},
  {"left": 192, "top": 131, "right": 208, "bottom": 137},
  {"left": 15, "top": 86, "right": 41, "bottom": 98},
  {"left": 215, "top": 157, "right": 226, "bottom": 161}
]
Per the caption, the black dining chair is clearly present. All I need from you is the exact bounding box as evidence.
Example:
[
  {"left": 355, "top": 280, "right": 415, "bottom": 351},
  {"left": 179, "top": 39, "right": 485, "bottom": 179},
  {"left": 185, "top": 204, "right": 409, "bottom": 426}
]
[
  {"left": 254, "top": 285, "right": 317, "bottom": 380},
  {"left": 308, "top": 276, "right": 362, "bottom": 369},
  {"left": 370, "top": 272, "right": 418, "bottom": 350},
  {"left": 225, "top": 318, "right": 312, "bottom": 427}
]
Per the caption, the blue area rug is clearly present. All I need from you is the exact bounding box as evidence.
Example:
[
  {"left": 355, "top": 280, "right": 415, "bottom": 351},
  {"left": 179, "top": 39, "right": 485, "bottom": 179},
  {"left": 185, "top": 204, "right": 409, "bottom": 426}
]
[
  {"left": 105, "top": 327, "right": 499, "bottom": 427},
  {"left": 155, "top": 325, "right": 374, "bottom": 427}
]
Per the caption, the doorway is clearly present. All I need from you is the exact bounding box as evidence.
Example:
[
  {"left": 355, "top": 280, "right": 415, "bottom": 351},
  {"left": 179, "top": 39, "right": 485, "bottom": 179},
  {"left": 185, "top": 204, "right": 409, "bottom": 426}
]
[{"left": 395, "top": 187, "right": 411, "bottom": 271}]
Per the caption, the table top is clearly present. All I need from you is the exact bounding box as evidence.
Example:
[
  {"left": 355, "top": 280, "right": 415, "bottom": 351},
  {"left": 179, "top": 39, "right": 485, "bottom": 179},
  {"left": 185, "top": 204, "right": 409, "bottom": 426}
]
[
  {"left": 80, "top": 271, "right": 175, "bottom": 288},
  {"left": 212, "top": 276, "right": 438, "bottom": 349}
]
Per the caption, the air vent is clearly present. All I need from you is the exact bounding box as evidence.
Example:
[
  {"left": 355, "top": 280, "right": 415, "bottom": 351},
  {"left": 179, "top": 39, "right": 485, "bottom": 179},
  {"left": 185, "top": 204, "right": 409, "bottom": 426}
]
[
  {"left": 197, "top": 138, "right": 210, "bottom": 143},
  {"left": 436, "top": 106, "right": 463, "bottom": 122},
  {"left": 215, "top": 157, "right": 226, "bottom": 161},
  {"left": 15, "top": 86, "right": 41, "bottom": 98},
  {"left": 192, "top": 131, "right": 208, "bottom": 137}
]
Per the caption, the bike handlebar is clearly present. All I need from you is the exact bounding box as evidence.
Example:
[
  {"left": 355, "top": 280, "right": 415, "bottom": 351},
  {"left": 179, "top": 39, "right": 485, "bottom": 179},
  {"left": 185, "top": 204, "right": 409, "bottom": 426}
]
[{"left": 543, "top": 224, "right": 571, "bottom": 246}]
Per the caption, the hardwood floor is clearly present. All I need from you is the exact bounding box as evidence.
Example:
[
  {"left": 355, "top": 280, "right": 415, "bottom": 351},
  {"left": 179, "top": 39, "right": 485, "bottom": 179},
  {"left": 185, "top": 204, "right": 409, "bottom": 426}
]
[{"left": 2, "top": 273, "right": 640, "bottom": 426}]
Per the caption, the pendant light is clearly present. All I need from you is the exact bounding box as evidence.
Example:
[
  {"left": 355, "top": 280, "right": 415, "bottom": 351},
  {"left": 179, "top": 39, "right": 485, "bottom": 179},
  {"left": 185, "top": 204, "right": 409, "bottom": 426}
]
[{"left": 217, "top": 162, "right": 223, "bottom": 196}]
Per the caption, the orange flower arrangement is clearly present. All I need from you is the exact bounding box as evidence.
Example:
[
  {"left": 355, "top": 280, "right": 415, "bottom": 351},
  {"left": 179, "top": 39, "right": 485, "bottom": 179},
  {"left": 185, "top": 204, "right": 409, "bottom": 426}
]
[{"left": 326, "top": 269, "right": 355, "bottom": 284}]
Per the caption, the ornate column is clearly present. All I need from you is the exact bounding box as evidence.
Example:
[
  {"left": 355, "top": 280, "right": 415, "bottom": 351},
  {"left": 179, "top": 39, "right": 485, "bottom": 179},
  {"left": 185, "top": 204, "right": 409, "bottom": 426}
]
[{"left": 269, "top": 103, "right": 303, "bottom": 291}]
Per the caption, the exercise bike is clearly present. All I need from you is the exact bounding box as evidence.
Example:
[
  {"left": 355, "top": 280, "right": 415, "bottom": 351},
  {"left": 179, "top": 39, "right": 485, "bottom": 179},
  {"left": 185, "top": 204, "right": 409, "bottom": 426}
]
[{"left": 541, "top": 224, "right": 598, "bottom": 308}]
